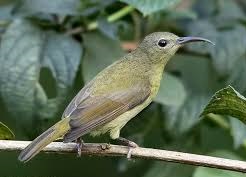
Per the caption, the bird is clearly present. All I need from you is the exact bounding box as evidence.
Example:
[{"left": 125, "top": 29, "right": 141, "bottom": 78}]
[{"left": 18, "top": 32, "right": 213, "bottom": 162}]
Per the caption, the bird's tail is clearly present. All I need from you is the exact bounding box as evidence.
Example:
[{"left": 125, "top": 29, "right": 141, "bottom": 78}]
[{"left": 18, "top": 117, "right": 70, "bottom": 162}]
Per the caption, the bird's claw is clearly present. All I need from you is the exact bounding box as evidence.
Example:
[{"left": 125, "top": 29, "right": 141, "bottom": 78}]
[
  {"left": 127, "top": 143, "right": 138, "bottom": 160},
  {"left": 116, "top": 137, "right": 138, "bottom": 160},
  {"left": 76, "top": 138, "right": 84, "bottom": 157},
  {"left": 100, "top": 143, "right": 111, "bottom": 150}
]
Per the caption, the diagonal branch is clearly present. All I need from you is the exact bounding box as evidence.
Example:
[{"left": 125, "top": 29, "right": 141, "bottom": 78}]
[{"left": 0, "top": 140, "right": 246, "bottom": 173}]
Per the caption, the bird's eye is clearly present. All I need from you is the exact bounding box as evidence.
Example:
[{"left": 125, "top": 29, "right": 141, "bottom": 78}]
[{"left": 157, "top": 39, "right": 167, "bottom": 48}]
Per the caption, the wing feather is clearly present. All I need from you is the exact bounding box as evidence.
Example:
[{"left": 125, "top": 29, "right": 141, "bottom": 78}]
[{"left": 63, "top": 81, "right": 151, "bottom": 142}]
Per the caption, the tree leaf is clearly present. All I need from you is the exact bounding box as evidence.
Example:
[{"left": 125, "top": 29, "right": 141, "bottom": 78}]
[
  {"left": 163, "top": 94, "right": 209, "bottom": 134},
  {"left": 13, "top": 0, "right": 81, "bottom": 15},
  {"left": 0, "top": 19, "right": 82, "bottom": 127},
  {"left": 193, "top": 0, "right": 217, "bottom": 18},
  {"left": 82, "top": 31, "right": 124, "bottom": 82},
  {"left": 0, "top": 121, "right": 14, "bottom": 140},
  {"left": 229, "top": 117, "right": 246, "bottom": 148},
  {"left": 144, "top": 162, "right": 193, "bottom": 177},
  {"left": 176, "top": 94, "right": 210, "bottom": 133},
  {"left": 155, "top": 73, "right": 186, "bottom": 107},
  {"left": 167, "top": 54, "right": 221, "bottom": 94},
  {"left": 200, "top": 86, "right": 246, "bottom": 124},
  {"left": 120, "top": 0, "right": 181, "bottom": 15},
  {"left": 215, "top": 0, "right": 245, "bottom": 26},
  {"left": 193, "top": 150, "right": 245, "bottom": 177},
  {"left": 163, "top": 54, "right": 220, "bottom": 133},
  {"left": 227, "top": 57, "right": 246, "bottom": 93},
  {"left": 187, "top": 21, "right": 246, "bottom": 76}
]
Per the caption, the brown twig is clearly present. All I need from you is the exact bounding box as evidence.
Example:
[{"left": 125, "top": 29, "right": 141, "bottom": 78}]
[{"left": 0, "top": 140, "right": 246, "bottom": 173}]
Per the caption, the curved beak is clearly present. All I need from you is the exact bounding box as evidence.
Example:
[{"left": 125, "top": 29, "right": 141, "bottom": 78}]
[{"left": 176, "top": 37, "right": 215, "bottom": 45}]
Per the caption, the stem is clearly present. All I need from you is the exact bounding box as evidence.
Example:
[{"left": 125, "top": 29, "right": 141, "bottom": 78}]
[
  {"left": 1, "top": 140, "right": 246, "bottom": 172},
  {"left": 87, "top": 5, "right": 134, "bottom": 30},
  {"left": 207, "top": 113, "right": 230, "bottom": 130},
  {"left": 207, "top": 113, "right": 246, "bottom": 150}
]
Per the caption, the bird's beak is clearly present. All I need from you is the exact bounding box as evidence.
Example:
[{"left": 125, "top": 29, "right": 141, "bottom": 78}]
[{"left": 176, "top": 36, "right": 215, "bottom": 45}]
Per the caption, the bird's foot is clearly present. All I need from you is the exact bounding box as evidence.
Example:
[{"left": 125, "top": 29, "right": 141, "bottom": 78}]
[
  {"left": 116, "top": 137, "right": 139, "bottom": 160},
  {"left": 76, "top": 138, "right": 84, "bottom": 157},
  {"left": 100, "top": 143, "right": 111, "bottom": 150}
]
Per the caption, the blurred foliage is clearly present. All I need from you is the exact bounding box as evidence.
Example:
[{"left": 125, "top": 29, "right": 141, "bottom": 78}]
[{"left": 0, "top": 0, "right": 246, "bottom": 176}]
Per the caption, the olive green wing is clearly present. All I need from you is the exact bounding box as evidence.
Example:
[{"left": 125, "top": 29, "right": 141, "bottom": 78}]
[{"left": 63, "top": 82, "right": 150, "bottom": 142}]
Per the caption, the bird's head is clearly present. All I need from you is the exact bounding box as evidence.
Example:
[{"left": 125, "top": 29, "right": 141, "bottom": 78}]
[{"left": 138, "top": 32, "right": 214, "bottom": 63}]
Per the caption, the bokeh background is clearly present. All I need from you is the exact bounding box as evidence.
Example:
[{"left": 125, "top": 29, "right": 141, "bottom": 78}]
[{"left": 0, "top": 0, "right": 246, "bottom": 176}]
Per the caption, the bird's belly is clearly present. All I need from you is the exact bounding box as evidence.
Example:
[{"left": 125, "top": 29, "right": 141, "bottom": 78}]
[{"left": 90, "top": 97, "right": 152, "bottom": 139}]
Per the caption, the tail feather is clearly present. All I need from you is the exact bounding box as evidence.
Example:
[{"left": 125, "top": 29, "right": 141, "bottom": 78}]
[{"left": 18, "top": 117, "right": 70, "bottom": 162}]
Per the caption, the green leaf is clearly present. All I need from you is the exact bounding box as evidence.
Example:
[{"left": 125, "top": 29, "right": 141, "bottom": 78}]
[
  {"left": 193, "top": 150, "right": 245, "bottom": 177},
  {"left": 187, "top": 21, "right": 246, "bottom": 76},
  {"left": 0, "top": 122, "right": 14, "bottom": 140},
  {"left": 120, "top": 0, "right": 181, "bottom": 15},
  {"left": 0, "top": 19, "right": 82, "bottom": 126},
  {"left": 193, "top": 0, "right": 217, "bottom": 18},
  {"left": 144, "top": 162, "right": 193, "bottom": 177},
  {"left": 227, "top": 58, "right": 246, "bottom": 93},
  {"left": 13, "top": 0, "right": 81, "bottom": 15},
  {"left": 167, "top": 54, "right": 221, "bottom": 93},
  {"left": 82, "top": 31, "right": 124, "bottom": 82},
  {"left": 215, "top": 0, "right": 245, "bottom": 25},
  {"left": 229, "top": 117, "right": 246, "bottom": 148},
  {"left": 163, "top": 54, "right": 220, "bottom": 133},
  {"left": 176, "top": 94, "right": 210, "bottom": 133},
  {"left": 201, "top": 86, "right": 246, "bottom": 124},
  {"left": 163, "top": 94, "right": 209, "bottom": 134},
  {"left": 155, "top": 73, "right": 186, "bottom": 107}
]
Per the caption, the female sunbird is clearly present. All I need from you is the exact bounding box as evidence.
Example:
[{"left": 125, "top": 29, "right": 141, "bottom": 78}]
[{"left": 18, "top": 32, "right": 213, "bottom": 162}]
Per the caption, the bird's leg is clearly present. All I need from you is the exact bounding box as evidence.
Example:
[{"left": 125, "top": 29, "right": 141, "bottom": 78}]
[
  {"left": 76, "top": 138, "right": 84, "bottom": 157},
  {"left": 116, "top": 137, "right": 139, "bottom": 159}
]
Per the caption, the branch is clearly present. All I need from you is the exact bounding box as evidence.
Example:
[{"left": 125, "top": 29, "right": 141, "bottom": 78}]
[
  {"left": 66, "top": 5, "right": 134, "bottom": 35},
  {"left": 0, "top": 140, "right": 246, "bottom": 172},
  {"left": 87, "top": 5, "right": 134, "bottom": 30}
]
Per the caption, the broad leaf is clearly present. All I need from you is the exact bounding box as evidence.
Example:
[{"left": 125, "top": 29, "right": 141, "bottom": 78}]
[
  {"left": 227, "top": 58, "right": 246, "bottom": 93},
  {"left": 167, "top": 54, "right": 221, "bottom": 94},
  {"left": 187, "top": 21, "right": 246, "bottom": 76},
  {"left": 13, "top": 0, "right": 81, "bottom": 15},
  {"left": 201, "top": 86, "right": 246, "bottom": 124},
  {"left": 193, "top": 150, "right": 245, "bottom": 177},
  {"left": 0, "top": 19, "right": 82, "bottom": 126},
  {"left": 215, "top": 0, "right": 245, "bottom": 26},
  {"left": 82, "top": 31, "right": 124, "bottom": 82},
  {"left": 229, "top": 117, "right": 246, "bottom": 148},
  {"left": 120, "top": 0, "right": 181, "bottom": 15},
  {"left": 163, "top": 54, "right": 219, "bottom": 133},
  {"left": 193, "top": 0, "right": 217, "bottom": 18},
  {"left": 0, "top": 122, "right": 14, "bottom": 140},
  {"left": 155, "top": 73, "right": 186, "bottom": 107},
  {"left": 176, "top": 94, "right": 209, "bottom": 133},
  {"left": 163, "top": 94, "right": 209, "bottom": 134}
]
